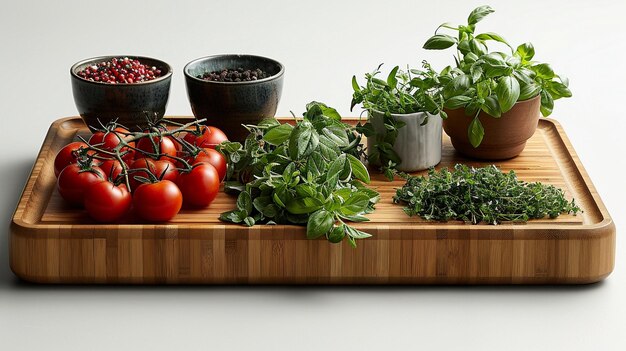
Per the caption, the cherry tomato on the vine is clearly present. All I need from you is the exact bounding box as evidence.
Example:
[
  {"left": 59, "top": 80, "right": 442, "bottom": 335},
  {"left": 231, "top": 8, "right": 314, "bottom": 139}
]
[
  {"left": 57, "top": 163, "right": 105, "bottom": 206},
  {"left": 177, "top": 163, "right": 220, "bottom": 207},
  {"left": 136, "top": 135, "right": 177, "bottom": 161},
  {"left": 129, "top": 158, "right": 178, "bottom": 191},
  {"left": 133, "top": 180, "right": 183, "bottom": 222},
  {"left": 54, "top": 141, "right": 91, "bottom": 176},
  {"left": 84, "top": 181, "right": 131, "bottom": 223},
  {"left": 89, "top": 127, "right": 135, "bottom": 163},
  {"left": 99, "top": 159, "right": 126, "bottom": 181},
  {"left": 189, "top": 148, "right": 227, "bottom": 181},
  {"left": 183, "top": 126, "right": 228, "bottom": 149}
]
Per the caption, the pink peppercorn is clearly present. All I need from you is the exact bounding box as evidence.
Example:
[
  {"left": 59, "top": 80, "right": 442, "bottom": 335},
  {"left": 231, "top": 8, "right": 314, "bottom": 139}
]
[{"left": 77, "top": 57, "right": 163, "bottom": 84}]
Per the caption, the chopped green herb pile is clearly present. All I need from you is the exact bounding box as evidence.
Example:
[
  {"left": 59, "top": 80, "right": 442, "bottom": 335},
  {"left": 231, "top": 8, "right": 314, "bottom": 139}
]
[
  {"left": 393, "top": 164, "right": 580, "bottom": 224},
  {"left": 217, "top": 102, "right": 379, "bottom": 247}
]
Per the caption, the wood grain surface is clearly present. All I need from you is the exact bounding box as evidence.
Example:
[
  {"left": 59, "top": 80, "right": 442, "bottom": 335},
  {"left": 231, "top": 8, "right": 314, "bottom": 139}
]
[{"left": 10, "top": 117, "right": 615, "bottom": 284}]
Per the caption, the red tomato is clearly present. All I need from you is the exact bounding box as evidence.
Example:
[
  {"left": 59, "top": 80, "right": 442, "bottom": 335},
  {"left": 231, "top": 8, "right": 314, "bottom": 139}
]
[
  {"left": 54, "top": 141, "right": 91, "bottom": 176},
  {"left": 133, "top": 180, "right": 182, "bottom": 222},
  {"left": 136, "top": 135, "right": 177, "bottom": 160},
  {"left": 84, "top": 181, "right": 131, "bottom": 222},
  {"left": 177, "top": 163, "right": 220, "bottom": 207},
  {"left": 89, "top": 127, "right": 135, "bottom": 162},
  {"left": 190, "top": 148, "right": 227, "bottom": 181},
  {"left": 57, "top": 164, "right": 105, "bottom": 206},
  {"left": 99, "top": 159, "right": 126, "bottom": 181},
  {"left": 183, "top": 126, "right": 228, "bottom": 149},
  {"left": 129, "top": 158, "right": 179, "bottom": 191}
]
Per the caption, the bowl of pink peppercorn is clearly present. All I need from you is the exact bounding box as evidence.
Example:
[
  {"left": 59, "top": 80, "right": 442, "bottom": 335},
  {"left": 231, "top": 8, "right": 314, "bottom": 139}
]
[{"left": 70, "top": 55, "right": 172, "bottom": 131}]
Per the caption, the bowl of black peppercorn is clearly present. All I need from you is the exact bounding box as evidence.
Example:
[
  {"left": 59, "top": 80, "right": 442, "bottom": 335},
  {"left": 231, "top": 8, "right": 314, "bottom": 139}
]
[{"left": 184, "top": 54, "right": 285, "bottom": 141}]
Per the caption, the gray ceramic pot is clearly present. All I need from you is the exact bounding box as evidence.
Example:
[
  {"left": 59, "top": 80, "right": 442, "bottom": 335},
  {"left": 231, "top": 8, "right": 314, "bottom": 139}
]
[
  {"left": 184, "top": 54, "right": 284, "bottom": 141},
  {"left": 367, "top": 110, "right": 442, "bottom": 172},
  {"left": 70, "top": 56, "right": 172, "bottom": 131}
]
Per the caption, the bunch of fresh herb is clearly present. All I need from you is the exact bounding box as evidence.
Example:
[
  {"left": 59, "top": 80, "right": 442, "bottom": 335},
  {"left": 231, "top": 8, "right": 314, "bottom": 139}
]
[
  {"left": 351, "top": 62, "right": 445, "bottom": 179},
  {"left": 423, "top": 5, "right": 572, "bottom": 147},
  {"left": 393, "top": 164, "right": 580, "bottom": 224},
  {"left": 217, "top": 102, "right": 380, "bottom": 247}
]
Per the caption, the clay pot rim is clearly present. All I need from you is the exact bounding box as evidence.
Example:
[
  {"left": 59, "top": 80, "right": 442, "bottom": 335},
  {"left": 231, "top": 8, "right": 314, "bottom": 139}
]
[{"left": 443, "top": 94, "right": 541, "bottom": 116}]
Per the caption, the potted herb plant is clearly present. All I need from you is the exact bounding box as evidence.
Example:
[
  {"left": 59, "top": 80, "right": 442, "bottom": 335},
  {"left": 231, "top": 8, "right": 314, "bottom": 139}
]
[
  {"left": 423, "top": 5, "right": 572, "bottom": 159},
  {"left": 351, "top": 62, "right": 446, "bottom": 178}
]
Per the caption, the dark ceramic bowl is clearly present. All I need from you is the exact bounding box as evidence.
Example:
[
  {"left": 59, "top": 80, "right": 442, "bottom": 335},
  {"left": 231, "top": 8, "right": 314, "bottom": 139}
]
[
  {"left": 184, "top": 54, "right": 284, "bottom": 141},
  {"left": 70, "top": 55, "right": 172, "bottom": 131}
]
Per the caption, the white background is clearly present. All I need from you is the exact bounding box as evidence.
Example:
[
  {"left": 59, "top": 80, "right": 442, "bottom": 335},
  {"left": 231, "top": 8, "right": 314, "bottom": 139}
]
[{"left": 1, "top": 0, "right": 624, "bottom": 349}]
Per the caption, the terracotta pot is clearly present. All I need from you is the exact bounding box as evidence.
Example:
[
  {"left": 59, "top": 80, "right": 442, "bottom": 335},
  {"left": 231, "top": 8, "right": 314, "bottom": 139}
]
[{"left": 443, "top": 95, "right": 541, "bottom": 160}]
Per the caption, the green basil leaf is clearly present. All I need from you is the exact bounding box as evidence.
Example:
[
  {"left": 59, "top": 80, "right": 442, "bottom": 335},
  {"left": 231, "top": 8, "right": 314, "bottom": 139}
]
[
  {"left": 327, "top": 225, "right": 346, "bottom": 243},
  {"left": 481, "top": 96, "right": 501, "bottom": 117},
  {"left": 345, "top": 226, "right": 372, "bottom": 239},
  {"left": 338, "top": 214, "right": 370, "bottom": 222},
  {"left": 443, "top": 74, "right": 470, "bottom": 98},
  {"left": 519, "top": 82, "right": 541, "bottom": 100},
  {"left": 295, "top": 184, "right": 317, "bottom": 198},
  {"left": 340, "top": 192, "right": 370, "bottom": 216},
  {"left": 540, "top": 90, "right": 554, "bottom": 117},
  {"left": 547, "top": 81, "right": 572, "bottom": 99},
  {"left": 257, "top": 117, "right": 280, "bottom": 128},
  {"left": 468, "top": 5, "right": 494, "bottom": 25},
  {"left": 423, "top": 34, "right": 457, "bottom": 50},
  {"left": 347, "top": 154, "right": 370, "bottom": 184},
  {"left": 444, "top": 95, "right": 472, "bottom": 109},
  {"left": 253, "top": 196, "right": 272, "bottom": 213},
  {"left": 532, "top": 63, "right": 555, "bottom": 80},
  {"left": 468, "top": 117, "right": 485, "bottom": 148},
  {"left": 475, "top": 32, "right": 510, "bottom": 47},
  {"left": 285, "top": 197, "right": 323, "bottom": 215},
  {"left": 263, "top": 123, "right": 293, "bottom": 145},
  {"left": 496, "top": 76, "right": 520, "bottom": 113},
  {"left": 516, "top": 42, "right": 535, "bottom": 62},
  {"left": 469, "top": 39, "right": 487, "bottom": 56},
  {"left": 307, "top": 209, "right": 334, "bottom": 239}
]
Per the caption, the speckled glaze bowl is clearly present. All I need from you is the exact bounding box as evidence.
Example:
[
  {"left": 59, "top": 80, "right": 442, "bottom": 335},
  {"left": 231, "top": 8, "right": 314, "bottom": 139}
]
[
  {"left": 70, "top": 55, "right": 172, "bottom": 131},
  {"left": 184, "top": 54, "right": 284, "bottom": 141}
]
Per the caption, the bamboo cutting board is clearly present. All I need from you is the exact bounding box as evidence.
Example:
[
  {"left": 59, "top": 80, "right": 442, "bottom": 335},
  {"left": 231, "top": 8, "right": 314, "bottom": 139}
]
[{"left": 10, "top": 117, "right": 615, "bottom": 284}]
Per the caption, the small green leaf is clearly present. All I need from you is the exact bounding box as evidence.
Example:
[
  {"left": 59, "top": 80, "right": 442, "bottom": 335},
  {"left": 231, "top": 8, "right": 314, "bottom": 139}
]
[
  {"left": 547, "top": 81, "right": 572, "bottom": 99},
  {"left": 468, "top": 5, "right": 494, "bottom": 25},
  {"left": 327, "top": 225, "right": 346, "bottom": 243},
  {"left": 443, "top": 74, "right": 470, "bottom": 98},
  {"left": 423, "top": 34, "right": 457, "bottom": 50},
  {"left": 288, "top": 121, "right": 319, "bottom": 160},
  {"left": 445, "top": 95, "right": 472, "bottom": 109},
  {"left": 519, "top": 82, "right": 541, "bottom": 100},
  {"left": 285, "top": 197, "right": 323, "bottom": 215},
  {"left": 236, "top": 191, "right": 253, "bottom": 214},
  {"left": 326, "top": 154, "right": 347, "bottom": 182},
  {"left": 351, "top": 75, "right": 360, "bottom": 92},
  {"left": 243, "top": 216, "right": 255, "bottom": 227},
  {"left": 307, "top": 210, "right": 334, "bottom": 239},
  {"left": 345, "top": 226, "right": 372, "bottom": 239},
  {"left": 516, "top": 42, "right": 535, "bottom": 62},
  {"left": 387, "top": 66, "right": 399, "bottom": 89},
  {"left": 340, "top": 192, "right": 370, "bottom": 216},
  {"left": 482, "top": 96, "right": 501, "bottom": 117},
  {"left": 532, "top": 63, "right": 555, "bottom": 80},
  {"left": 540, "top": 90, "right": 554, "bottom": 116},
  {"left": 496, "top": 76, "right": 520, "bottom": 113},
  {"left": 263, "top": 123, "right": 293, "bottom": 145},
  {"left": 347, "top": 154, "right": 370, "bottom": 184},
  {"left": 468, "top": 117, "right": 485, "bottom": 148},
  {"left": 475, "top": 32, "right": 510, "bottom": 48}
]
